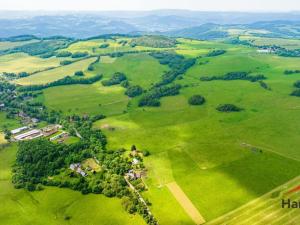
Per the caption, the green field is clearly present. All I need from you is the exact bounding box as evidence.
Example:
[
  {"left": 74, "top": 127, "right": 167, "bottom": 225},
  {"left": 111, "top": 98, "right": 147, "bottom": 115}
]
[
  {"left": 40, "top": 83, "right": 129, "bottom": 116},
  {"left": 94, "top": 53, "right": 168, "bottom": 89},
  {"left": 0, "top": 144, "right": 145, "bottom": 225},
  {"left": 15, "top": 57, "right": 96, "bottom": 85},
  {"left": 0, "top": 53, "right": 61, "bottom": 74}
]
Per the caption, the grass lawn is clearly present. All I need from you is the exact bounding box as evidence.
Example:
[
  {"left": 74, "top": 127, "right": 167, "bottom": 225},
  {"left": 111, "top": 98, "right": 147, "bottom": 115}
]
[
  {"left": 40, "top": 83, "right": 129, "bottom": 116},
  {"left": 0, "top": 144, "right": 145, "bottom": 225},
  {"left": 0, "top": 112, "right": 21, "bottom": 131},
  {"left": 0, "top": 53, "right": 61, "bottom": 74},
  {"left": 15, "top": 57, "right": 96, "bottom": 85},
  {"left": 0, "top": 40, "right": 39, "bottom": 51}
]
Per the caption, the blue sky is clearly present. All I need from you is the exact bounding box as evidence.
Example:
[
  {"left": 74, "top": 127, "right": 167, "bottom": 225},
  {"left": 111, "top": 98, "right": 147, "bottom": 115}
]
[{"left": 1, "top": 0, "right": 299, "bottom": 11}]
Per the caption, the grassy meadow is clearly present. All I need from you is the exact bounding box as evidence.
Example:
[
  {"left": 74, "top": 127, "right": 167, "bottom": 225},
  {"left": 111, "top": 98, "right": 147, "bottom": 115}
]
[
  {"left": 15, "top": 57, "right": 96, "bottom": 85},
  {"left": 40, "top": 83, "right": 129, "bottom": 116},
  {"left": 0, "top": 53, "right": 61, "bottom": 74},
  {"left": 2, "top": 36, "right": 300, "bottom": 224},
  {"left": 94, "top": 53, "right": 169, "bottom": 89}
]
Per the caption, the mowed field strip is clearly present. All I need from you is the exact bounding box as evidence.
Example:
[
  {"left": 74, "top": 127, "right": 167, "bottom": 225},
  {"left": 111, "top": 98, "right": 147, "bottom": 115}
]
[
  {"left": 167, "top": 182, "right": 206, "bottom": 225},
  {"left": 206, "top": 175, "right": 300, "bottom": 225}
]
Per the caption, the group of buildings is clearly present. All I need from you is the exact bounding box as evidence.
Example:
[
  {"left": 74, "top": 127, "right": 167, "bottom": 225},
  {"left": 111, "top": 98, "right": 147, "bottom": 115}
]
[{"left": 11, "top": 124, "right": 66, "bottom": 142}]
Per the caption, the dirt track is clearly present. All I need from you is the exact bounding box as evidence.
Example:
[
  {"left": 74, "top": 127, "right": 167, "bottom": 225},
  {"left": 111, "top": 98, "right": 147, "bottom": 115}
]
[{"left": 166, "top": 182, "right": 206, "bottom": 225}]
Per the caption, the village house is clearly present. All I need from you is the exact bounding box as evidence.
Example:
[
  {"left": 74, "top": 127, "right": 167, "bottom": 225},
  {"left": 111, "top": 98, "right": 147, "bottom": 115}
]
[
  {"left": 69, "top": 163, "right": 87, "bottom": 177},
  {"left": 42, "top": 125, "right": 59, "bottom": 137}
]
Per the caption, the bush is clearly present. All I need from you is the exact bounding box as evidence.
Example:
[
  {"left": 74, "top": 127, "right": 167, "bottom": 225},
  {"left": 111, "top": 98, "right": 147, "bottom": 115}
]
[
  {"left": 291, "top": 89, "right": 300, "bottom": 96},
  {"left": 60, "top": 60, "right": 73, "bottom": 66},
  {"left": 71, "top": 52, "right": 88, "bottom": 58},
  {"left": 99, "top": 43, "right": 109, "bottom": 48},
  {"left": 207, "top": 50, "right": 226, "bottom": 57},
  {"left": 216, "top": 104, "right": 243, "bottom": 112},
  {"left": 294, "top": 81, "right": 300, "bottom": 88},
  {"left": 74, "top": 71, "right": 84, "bottom": 76},
  {"left": 188, "top": 95, "right": 205, "bottom": 105},
  {"left": 56, "top": 51, "right": 72, "bottom": 57}
]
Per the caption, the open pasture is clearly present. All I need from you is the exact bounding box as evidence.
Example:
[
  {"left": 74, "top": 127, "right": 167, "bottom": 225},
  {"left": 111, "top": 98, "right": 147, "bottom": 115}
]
[
  {"left": 94, "top": 53, "right": 168, "bottom": 89},
  {"left": 15, "top": 57, "right": 96, "bottom": 85},
  {"left": 40, "top": 83, "right": 129, "bottom": 116},
  {"left": 0, "top": 53, "right": 61, "bottom": 74}
]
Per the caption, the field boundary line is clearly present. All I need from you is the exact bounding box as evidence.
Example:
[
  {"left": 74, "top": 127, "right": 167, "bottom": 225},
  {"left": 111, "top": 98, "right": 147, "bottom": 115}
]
[{"left": 166, "top": 182, "right": 206, "bottom": 225}]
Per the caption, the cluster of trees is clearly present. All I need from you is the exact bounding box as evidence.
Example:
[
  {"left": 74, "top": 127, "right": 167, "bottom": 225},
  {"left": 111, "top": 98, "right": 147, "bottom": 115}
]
[
  {"left": 206, "top": 50, "right": 226, "bottom": 57},
  {"left": 216, "top": 104, "right": 243, "bottom": 112},
  {"left": 2, "top": 71, "right": 29, "bottom": 79},
  {"left": 56, "top": 51, "right": 72, "bottom": 57},
  {"left": 150, "top": 52, "right": 196, "bottom": 86},
  {"left": 18, "top": 74, "right": 102, "bottom": 92},
  {"left": 60, "top": 60, "right": 73, "bottom": 65},
  {"left": 99, "top": 43, "right": 110, "bottom": 48},
  {"left": 118, "top": 40, "right": 128, "bottom": 46},
  {"left": 102, "top": 72, "right": 127, "bottom": 86},
  {"left": 188, "top": 95, "right": 206, "bottom": 105},
  {"left": 138, "top": 85, "right": 181, "bottom": 107},
  {"left": 284, "top": 70, "right": 300, "bottom": 75},
  {"left": 201, "top": 72, "right": 266, "bottom": 82},
  {"left": 71, "top": 52, "right": 89, "bottom": 58},
  {"left": 10, "top": 39, "right": 73, "bottom": 57},
  {"left": 130, "top": 36, "right": 178, "bottom": 48},
  {"left": 290, "top": 80, "right": 300, "bottom": 96},
  {"left": 276, "top": 48, "right": 300, "bottom": 57},
  {"left": 74, "top": 71, "right": 84, "bottom": 76},
  {"left": 125, "top": 85, "right": 143, "bottom": 97}
]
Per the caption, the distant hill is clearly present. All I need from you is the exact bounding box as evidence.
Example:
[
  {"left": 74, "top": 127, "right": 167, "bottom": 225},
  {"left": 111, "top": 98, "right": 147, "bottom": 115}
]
[{"left": 0, "top": 10, "right": 300, "bottom": 38}]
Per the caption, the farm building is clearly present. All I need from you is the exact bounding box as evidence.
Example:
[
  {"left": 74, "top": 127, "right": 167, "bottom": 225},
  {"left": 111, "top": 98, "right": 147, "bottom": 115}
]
[
  {"left": 50, "top": 131, "right": 68, "bottom": 141},
  {"left": 69, "top": 163, "right": 87, "bottom": 177},
  {"left": 11, "top": 126, "right": 28, "bottom": 135},
  {"left": 42, "top": 125, "right": 59, "bottom": 137},
  {"left": 14, "top": 129, "right": 43, "bottom": 141},
  {"left": 257, "top": 49, "right": 273, "bottom": 53}
]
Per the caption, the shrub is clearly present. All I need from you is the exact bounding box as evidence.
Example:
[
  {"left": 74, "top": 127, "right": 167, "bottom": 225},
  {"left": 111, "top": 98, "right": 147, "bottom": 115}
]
[
  {"left": 216, "top": 104, "right": 243, "bottom": 112},
  {"left": 99, "top": 43, "right": 109, "bottom": 48},
  {"left": 74, "top": 71, "right": 84, "bottom": 76},
  {"left": 60, "top": 60, "right": 73, "bottom": 66},
  {"left": 71, "top": 52, "right": 88, "bottom": 58},
  {"left": 56, "top": 51, "right": 72, "bottom": 57},
  {"left": 294, "top": 81, "right": 300, "bottom": 88},
  {"left": 291, "top": 89, "right": 300, "bottom": 97},
  {"left": 188, "top": 95, "right": 206, "bottom": 105},
  {"left": 207, "top": 50, "right": 226, "bottom": 57}
]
